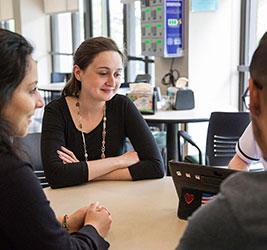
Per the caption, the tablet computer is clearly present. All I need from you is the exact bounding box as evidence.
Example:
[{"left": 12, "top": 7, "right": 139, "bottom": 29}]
[{"left": 169, "top": 161, "right": 239, "bottom": 220}]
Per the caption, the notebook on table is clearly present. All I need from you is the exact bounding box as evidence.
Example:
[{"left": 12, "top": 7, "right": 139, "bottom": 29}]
[{"left": 169, "top": 161, "right": 239, "bottom": 220}]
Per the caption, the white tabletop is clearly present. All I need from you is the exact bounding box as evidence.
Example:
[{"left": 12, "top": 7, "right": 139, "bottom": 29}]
[
  {"left": 117, "top": 87, "right": 130, "bottom": 95},
  {"left": 44, "top": 177, "right": 187, "bottom": 250},
  {"left": 38, "top": 82, "right": 66, "bottom": 92},
  {"left": 143, "top": 108, "right": 209, "bottom": 123},
  {"left": 143, "top": 105, "right": 239, "bottom": 123},
  {"left": 117, "top": 88, "right": 238, "bottom": 123}
]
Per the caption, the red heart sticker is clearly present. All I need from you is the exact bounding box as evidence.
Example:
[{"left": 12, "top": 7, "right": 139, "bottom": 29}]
[{"left": 184, "top": 193, "right": 194, "bottom": 204}]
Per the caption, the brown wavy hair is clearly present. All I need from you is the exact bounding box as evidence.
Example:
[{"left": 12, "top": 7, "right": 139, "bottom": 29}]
[{"left": 62, "top": 37, "right": 126, "bottom": 98}]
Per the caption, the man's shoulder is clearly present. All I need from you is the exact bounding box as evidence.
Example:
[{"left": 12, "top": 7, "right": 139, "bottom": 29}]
[
  {"left": 218, "top": 171, "right": 267, "bottom": 244},
  {"left": 222, "top": 170, "right": 267, "bottom": 192},
  {"left": 221, "top": 171, "right": 267, "bottom": 217}
]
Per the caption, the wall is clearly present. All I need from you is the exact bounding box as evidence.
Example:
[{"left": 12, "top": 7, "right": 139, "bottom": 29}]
[
  {"left": 13, "top": 0, "right": 51, "bottom": 86},
  {"left": 155, "top": 0, "right": 241, "bottom": 153},
  {"left": 154, "top": 0, "right": 189, "bottom": 94},
  {"left": 188, "top": 0, "right": 241, "bottom": 153},
  {"left": 188, "top": 0, "right": 241, "bottom": 109},
  {"left": 155, "top": 0, "right": 240, "bottom": 107}
]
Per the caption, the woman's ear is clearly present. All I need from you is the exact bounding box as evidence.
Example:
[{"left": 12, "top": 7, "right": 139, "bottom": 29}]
[
  {"left": 249, "top": 78, "right": 261, "bottom": 116},
  {"left": 73, "top": 65, "right": 81, "bottom": 81}
]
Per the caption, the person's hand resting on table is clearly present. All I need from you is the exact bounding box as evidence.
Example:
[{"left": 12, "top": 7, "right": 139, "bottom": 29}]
[{"left": 57, "top": 201, "right": 112, "bottom": 237}]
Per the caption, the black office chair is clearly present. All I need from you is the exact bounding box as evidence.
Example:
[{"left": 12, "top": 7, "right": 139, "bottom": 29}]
[
  {"left": 51, "top": 72, "right": 71, "bottom": 83},
  {"left": 15, "top": 133, "right": 49, "bottom": 188},
  {"left": 178, "top": 112, "right": 251, "bottom": 166}
]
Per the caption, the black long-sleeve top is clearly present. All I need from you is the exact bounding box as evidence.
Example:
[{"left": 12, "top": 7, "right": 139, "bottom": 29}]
[
  {"left": 41, "top": 94, "right": 164, "bottom": 189},
  {"left": 0, "top": 152, "right": 109, "bottom": 250}
]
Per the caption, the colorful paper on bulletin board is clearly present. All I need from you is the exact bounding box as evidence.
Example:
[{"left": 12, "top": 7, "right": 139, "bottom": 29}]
[{"left": 191, "top": 0, "right": 218, "bottom": 12}]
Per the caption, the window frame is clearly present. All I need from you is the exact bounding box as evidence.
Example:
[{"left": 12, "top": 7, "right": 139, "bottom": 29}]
[
  {"left": 238, "top": 0, "right": 259, "bottom": 111},
  {"left": 50, "top": 0, "right": 155, "bottom": 83},
  {"left": 50, "top": 12, "right": 81, "bottom": 73}
]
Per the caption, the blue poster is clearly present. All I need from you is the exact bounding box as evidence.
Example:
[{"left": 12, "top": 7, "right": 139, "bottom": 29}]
[
  {"left": 191, "top": 0, "right": 218, "bottom": 12},
  {"left": 165, "top": 0, "right": 184, "bottom": 55}
]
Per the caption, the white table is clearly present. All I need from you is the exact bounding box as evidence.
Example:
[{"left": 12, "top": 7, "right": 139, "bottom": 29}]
[
  {"left": 38, "top": 82, "right": 66, "bottom": 91},
  {"left": 38, "top": 82, "right": 66, "bottom": 104},
  {"left": 143, "top": 108, "right": 213, "bottom": 123},
  {"left": 44, "top": 177, "right": 187, "bottom": 250},
  {"left": 143, "top": 106, "right": 238, "bottom": 175}
]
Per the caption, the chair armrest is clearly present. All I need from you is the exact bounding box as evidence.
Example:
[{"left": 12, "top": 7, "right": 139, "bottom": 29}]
[
  {"left": 178, "top": 130, "right": 197, "bottom": 146},
  {"left": 177, "top": 130, "right": 203, "bottom": 164}
]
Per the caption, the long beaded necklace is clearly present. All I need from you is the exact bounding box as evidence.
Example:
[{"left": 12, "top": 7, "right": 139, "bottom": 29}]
[{"left": 75, "top": 99, "right": 106, "bottom": 161}]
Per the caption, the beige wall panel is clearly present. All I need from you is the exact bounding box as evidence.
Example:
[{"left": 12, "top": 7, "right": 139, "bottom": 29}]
[
  {"left": 44, "top": 0, "right": 66, "bottom": 14},
  {"left": 44, "top": 0, "right": 78, "bottom": 14},
  {"left": 0, "top": 0, "right": 14, "bottom": 21},
  {"left": 67, "top": 0, "right": 78, "bottom": 12}
]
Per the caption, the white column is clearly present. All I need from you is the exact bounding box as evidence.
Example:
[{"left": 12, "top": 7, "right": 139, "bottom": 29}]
[{"left": 13, "top": 0, "right": 51, "bottom": 86}]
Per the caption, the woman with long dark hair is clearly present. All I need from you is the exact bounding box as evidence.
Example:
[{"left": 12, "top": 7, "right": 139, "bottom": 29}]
[{"left": 0, "top": 28, "right": 111, "bottom": 250}]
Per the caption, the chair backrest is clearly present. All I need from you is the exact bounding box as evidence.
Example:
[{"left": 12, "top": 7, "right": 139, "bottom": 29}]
[
  {"left": 205, "top": 112, "right": 250, "bottom": 166},
  {"left": 50, "top": 72, "right": 71, "bottom": 103},
  {"left": 51, "top": 72, "right": 71, "bottom": 83},
  {"left": 15, "top": 133, "right": 49, "bottom": 188},
  {"left": 134, "top": 74, "right": 151, "bottom": 83}
]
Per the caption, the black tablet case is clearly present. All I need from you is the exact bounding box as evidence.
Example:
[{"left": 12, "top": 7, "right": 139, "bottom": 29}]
[{"left": 169, "top": 161, "right": 239, "bottom": 220}]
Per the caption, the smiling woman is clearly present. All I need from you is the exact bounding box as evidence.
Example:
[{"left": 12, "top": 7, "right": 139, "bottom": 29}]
[
  {"left": 0, "top": 29, "right": 112, "bottom": 250},
  {"left": 0, "top": 30, "right": 40, "bottom": 157},
  {"left": 2, "top": 57, "right": 43, "bottom": 137},
  {"left": 41, "top": 36, "right": 164, "bottom": 189}
]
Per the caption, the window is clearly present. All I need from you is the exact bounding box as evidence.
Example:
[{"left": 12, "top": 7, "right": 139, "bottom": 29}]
[
  {"left": 0, "top": 19, "right": 14, "bottom": 31},
  {"left": 91, "top": 0, "right": 154, "bottom": 83},
  {"left": 110, "top": 0, "right": 124, "bottom": 48},
  {"left": 50, "top": 11, "right": 82, "bottom": 74},
  {"left": 92, "top": 0, "right": 104, "bottom": 37},
  {"left": 256, "top": 0, "right": 267, "bottom": 42},
  {"left": 50, "top": 0, "right": 154, "bottom": 83},
  {"left": 134, "top": 1, "right": 143, "bottom": 75},
  {"left": 57, "top": 13, "right": 73, "bottom": 72}
]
